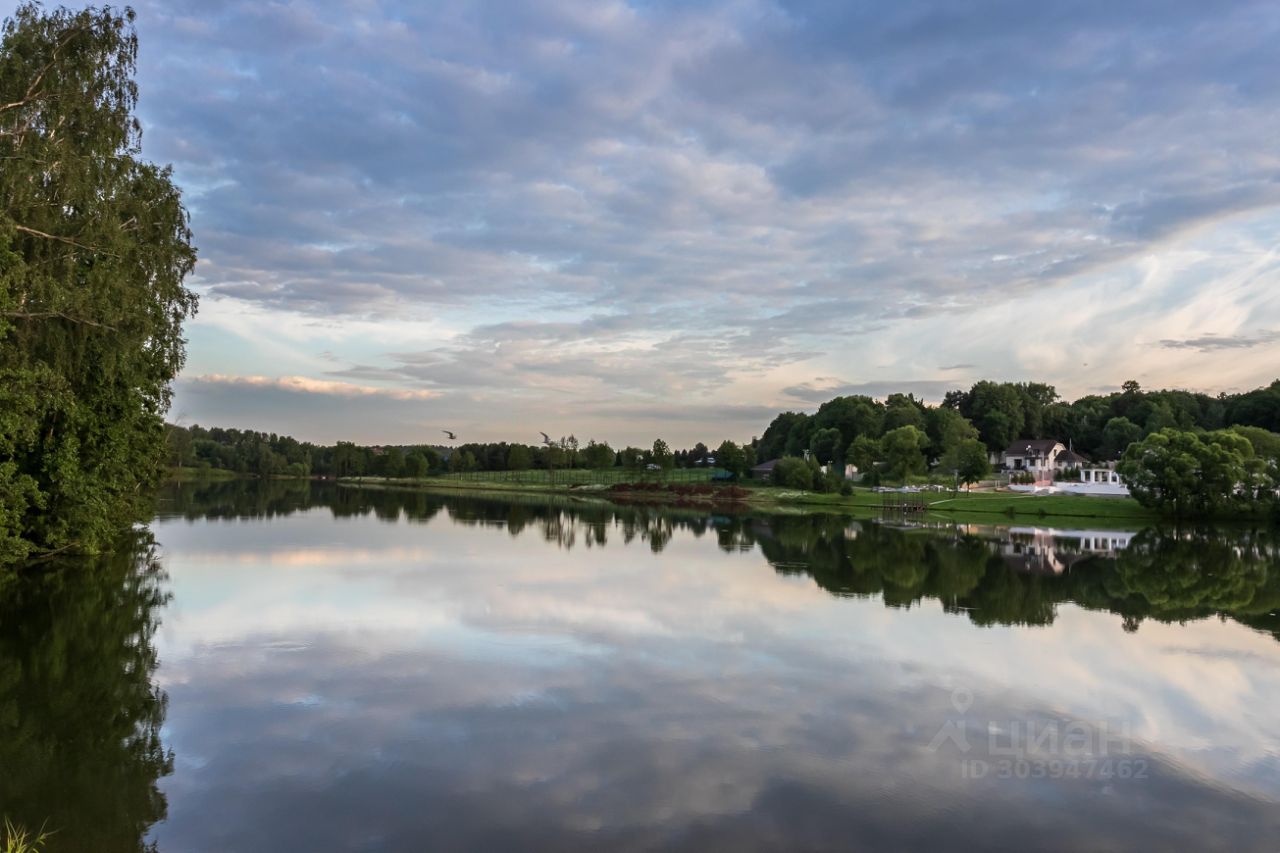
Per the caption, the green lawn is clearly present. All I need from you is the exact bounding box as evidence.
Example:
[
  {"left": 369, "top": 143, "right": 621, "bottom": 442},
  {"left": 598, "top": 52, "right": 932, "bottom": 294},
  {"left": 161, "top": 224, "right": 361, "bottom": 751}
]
[
  {"left": 166, "top": 466, "right": 241, "bottom": 481},
  {"left": 744, "top": 484, "right": 1156, "bottom": 521},
  {"left": 337, "top": 472, "right": 1160, "bottom": 525},
  {"left": 411, "top": 468, "right": 724, "bottom": 486}
]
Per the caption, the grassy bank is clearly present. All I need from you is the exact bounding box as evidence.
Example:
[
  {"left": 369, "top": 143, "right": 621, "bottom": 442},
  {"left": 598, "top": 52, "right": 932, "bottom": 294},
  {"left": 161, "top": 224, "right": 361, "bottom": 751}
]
[
  {"left": 334, "top": 474, "right": 1160, "bottom": 525},
  {"left": 749, "top": 485, "right": 1157, "bottom": 522},
  {"left": 165, "top": 466, "right": 241, "bottom": 481}
]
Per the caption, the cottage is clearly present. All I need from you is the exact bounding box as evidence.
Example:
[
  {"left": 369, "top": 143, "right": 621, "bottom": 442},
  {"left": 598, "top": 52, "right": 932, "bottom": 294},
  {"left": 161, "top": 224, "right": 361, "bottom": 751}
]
[
  {"left": 1055, "top": 448, "right": 1089, "bottom": 471},
  {"left": 751, "top": 458, "right": 781, "bottom": 481},
  {"left": 1001, "top": 439, "right": 1066, "bottom": 477}
]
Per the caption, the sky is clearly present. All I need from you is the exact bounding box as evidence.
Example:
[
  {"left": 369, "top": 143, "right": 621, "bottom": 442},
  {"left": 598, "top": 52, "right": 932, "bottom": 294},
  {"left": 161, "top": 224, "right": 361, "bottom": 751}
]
[{"left": 23, "top": 0, "right": 1280, "bottom": 446}]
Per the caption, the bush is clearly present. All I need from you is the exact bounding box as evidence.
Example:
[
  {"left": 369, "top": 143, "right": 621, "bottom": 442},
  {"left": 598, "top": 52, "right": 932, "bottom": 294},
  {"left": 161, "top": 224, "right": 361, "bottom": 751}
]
[{"left": 772, "top": 457, "right": 814, "bottom": 490}]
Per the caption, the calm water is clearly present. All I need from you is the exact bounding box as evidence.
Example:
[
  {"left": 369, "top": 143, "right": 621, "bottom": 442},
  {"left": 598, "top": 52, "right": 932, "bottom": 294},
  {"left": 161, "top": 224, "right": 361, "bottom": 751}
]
[{"left": 3, "top": 480, "right": 1279, "bottom": 851}]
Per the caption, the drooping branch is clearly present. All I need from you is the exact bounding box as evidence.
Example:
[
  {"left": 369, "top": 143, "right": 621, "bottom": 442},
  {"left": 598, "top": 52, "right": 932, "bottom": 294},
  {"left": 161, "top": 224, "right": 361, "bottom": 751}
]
[
  {"left": 13, "top": 223, "right": 113, "bottom": 254},
  {"left": 1, "top": 310, "right": 118, "bottom": 330},
  {"left": 0, "top": 24, "right": 87, "bottom": 114}
]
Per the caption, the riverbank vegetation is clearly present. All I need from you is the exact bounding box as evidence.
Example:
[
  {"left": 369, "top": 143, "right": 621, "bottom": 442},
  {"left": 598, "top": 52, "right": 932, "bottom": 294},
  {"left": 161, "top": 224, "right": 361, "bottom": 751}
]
[
  {"left": 167, "top": 378, "right": 1280, "bottom": 523},
  {"left": 0, "top": 5, "right": 197, "bottom": 564}
]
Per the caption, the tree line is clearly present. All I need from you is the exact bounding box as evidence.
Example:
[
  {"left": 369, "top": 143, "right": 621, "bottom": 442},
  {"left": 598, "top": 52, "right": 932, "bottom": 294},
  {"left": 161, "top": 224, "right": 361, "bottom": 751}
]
[
  {"left": 170, "top": 376, "right": 1280, "bottom": 518},
  {"left": 753, "top": 379, "right": 1280, "bottom": 506},
  {"left": 167, "top": 425, "right": 762, "bottom": 481}
]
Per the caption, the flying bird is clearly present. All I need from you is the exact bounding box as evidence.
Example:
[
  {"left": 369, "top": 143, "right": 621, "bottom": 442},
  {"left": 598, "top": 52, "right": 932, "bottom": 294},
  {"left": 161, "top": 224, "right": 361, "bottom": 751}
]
[
  {"left": 540, "top": 431, "right": 554, "bottom": 446},
  {"left": 441, "top": 429, "right": 457, "bottom": 441}
]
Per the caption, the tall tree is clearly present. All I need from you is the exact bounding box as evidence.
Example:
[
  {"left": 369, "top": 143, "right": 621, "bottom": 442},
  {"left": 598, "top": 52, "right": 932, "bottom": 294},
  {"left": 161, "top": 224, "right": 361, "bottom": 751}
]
[
  {"left": 881, "top": 425, "right": 929, "bottom": 482},
  {"left": 1, "top": 5, "right": 197, "bottom": 562}
]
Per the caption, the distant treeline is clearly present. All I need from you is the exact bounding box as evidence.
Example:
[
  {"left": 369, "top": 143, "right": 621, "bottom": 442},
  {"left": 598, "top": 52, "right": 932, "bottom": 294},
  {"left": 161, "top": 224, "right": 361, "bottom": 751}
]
[
  {"left": 166, "top": 425, "right": 757, "bottom": 480},
  {"left": 757, "top": 378, "right": 1280, "bottom": 466},
  {"left": 170, "top": 379, "right": 1280, "bottom": 488}
]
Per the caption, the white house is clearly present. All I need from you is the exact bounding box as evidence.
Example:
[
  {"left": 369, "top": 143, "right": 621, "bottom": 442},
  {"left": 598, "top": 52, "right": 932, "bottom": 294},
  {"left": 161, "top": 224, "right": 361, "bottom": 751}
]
[
  {"left": 1001, "top": 439, "right": 1066, "bottom": 479},
  {"left": 1054, "top": 447, "right": 1089, "bottom": 471}
]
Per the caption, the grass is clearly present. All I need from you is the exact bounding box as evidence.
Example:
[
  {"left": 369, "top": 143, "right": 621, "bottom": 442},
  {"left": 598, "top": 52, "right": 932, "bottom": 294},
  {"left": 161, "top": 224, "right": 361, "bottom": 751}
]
[
  {"left": 746, "top": 485, "right": 1156, "bottom": 522},
  {"left": 337, "top": 472, "right": 1161, "bottom": 525},
  {"left": 166, "top": 466, "right": 240, "bottom": 481},
  {"left": 2, "top": 819, "right": 53, "bottom": 853},
  {"left": 424, "top": 468, "right": 724, "bottom": 486}
]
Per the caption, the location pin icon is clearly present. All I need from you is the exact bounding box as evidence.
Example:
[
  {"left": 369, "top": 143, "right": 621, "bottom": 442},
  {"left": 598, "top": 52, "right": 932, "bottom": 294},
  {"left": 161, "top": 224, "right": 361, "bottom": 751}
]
[{"left": 952, "top": 687, "right": 974, "bottom": 713}]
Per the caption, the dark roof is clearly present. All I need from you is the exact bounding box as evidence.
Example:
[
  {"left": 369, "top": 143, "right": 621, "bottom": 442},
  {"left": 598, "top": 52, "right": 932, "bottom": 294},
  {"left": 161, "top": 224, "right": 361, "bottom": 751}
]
[
  {"left": 752, "top": 458, "right": 781, "bottom": 472},
  {"left": 1057, "top": 449, "right": 1089, "bottom": 465},
  {"left": 1002, "top": 439, "right": 1063, "bottom": 456}
]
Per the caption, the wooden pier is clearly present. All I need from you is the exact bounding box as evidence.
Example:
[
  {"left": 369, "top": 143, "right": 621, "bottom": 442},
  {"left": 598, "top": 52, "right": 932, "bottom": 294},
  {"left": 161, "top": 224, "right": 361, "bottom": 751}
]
[{"left": 879, "top": 492, "right": 928, "bottom": 514}]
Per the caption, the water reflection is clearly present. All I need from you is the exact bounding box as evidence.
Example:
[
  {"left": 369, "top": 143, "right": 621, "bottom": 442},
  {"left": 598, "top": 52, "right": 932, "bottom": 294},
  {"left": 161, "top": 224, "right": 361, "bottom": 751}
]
[
  {"left": 160, "top": 481, "right": 1280, "bottom": 642},
  {"left": 0, "top": 532, "right": 171, "bottom": 852},
  {"left": 126, "top": 484, "right": 1280, "bottom": 847}
]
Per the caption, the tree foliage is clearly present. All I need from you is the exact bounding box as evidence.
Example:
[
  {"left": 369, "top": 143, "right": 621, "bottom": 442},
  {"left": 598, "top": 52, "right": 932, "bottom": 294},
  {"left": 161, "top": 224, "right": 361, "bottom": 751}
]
[
  {"left": 1, "top": 4, "right": 197, "bottom": 562},
  {"left": 881, "top": 425, "right": 929, "bottom": 482},
  {"left": 940, "top": 438, "right": 991, "bottom": 488},
  {"left": 771, "top": 456, "right": 813, "bottom": 490},
  {"left": 1117, "top": 429, "right": 1267, "bottom": 517}
]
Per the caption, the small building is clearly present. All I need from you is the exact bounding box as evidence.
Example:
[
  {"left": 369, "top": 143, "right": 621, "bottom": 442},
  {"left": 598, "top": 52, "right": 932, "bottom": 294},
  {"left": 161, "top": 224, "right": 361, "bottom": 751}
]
[
  {"left": 1055, "top": 448, "right": 1089, "bottom": 471},
  {"left": 1056, "top": 468, "right": 1129, "bottom": 496},
  {"left": 1002, "top": 439, "right": 1066, "bottom": 479},
  {"left": 751, "top": 458, "right": 781, "bottom": 480},
  {"left": 820, "top": 462, "right": 859, "bottom": 480}
]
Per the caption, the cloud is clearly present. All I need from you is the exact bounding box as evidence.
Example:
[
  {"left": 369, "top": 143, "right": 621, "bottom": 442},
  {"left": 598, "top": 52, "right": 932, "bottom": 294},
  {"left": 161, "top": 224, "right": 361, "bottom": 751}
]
[
  {"left": 782, "top": 378, "right": 961, "bottom": 405},
  {"left": 109, "top": 0, "right": 1280, "bottom": 438},
  {"left": 1157, "top": 331, "right": 1280, "bottom": 352},
  {"left": 185, "top": 374, "right": 440, "bottom": 401}
]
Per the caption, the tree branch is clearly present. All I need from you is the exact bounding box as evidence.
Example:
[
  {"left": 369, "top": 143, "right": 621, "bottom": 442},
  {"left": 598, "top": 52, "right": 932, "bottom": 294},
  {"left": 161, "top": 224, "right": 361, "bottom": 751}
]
[
  {"left": 2, "top": 310, "right": 118, "bottom": 330},
  {"left": 13, "top": 224, "right": 113, "bottom": 255},
  {"left": 0, "top": 25, "right": 87, "bottom": 114}
]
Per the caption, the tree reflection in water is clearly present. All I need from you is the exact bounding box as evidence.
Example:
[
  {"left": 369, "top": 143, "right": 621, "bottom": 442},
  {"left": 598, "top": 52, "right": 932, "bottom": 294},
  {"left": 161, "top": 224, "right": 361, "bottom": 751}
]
[
  {"left": 164, "top": 480, "right": 1280, "bottom": 645},
  {"left": 0, "top": 532, "right": 172, "bottom": 853}
]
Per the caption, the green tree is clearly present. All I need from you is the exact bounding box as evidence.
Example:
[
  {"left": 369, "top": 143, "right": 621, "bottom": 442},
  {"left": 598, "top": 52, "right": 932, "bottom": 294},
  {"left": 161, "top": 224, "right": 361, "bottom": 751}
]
[
  {"left": 651, "top": 438, "right": 673, "bottom": 471},
  {"left": 811, "top": 395, "right": 884, "bottom": 448},
  {"left": 881, "top": 425, "right": 929, "bottom": 482},
  {"left": 1, "top": 5, "right": 198, "bottom": 562},
  {"left": 926, "top": 407, "right": 980, "bottom": 459},
  {"left": 404, "top": 451, "right": 430, "bottom": 478},
  {"left": 715, "top": 439, "right": 747, "bottom": 478},
  {"left": 376, "top": 447, "right": 405, "bottom": 478},
  {"left": 448, "top": 450, "right": 478, "bottom": 473},
  {"left": 810, "top": 427, "right": 843, "bottom": 465},
  {"left": 1101, "top": 416, "right": 1144, "bottom": 459},
  {"left": 1229, "top": 425, "right": 1280, "bottom": 462},
  {"left": 1117, "top": 429, "right": 1250, "bottom": 517},
  {"left": 506, "top": 444, "right": 532, "bottom": 471},
  {"left": 939, "top": 438, "right": 991, "bottom": 490},
  {"left": 583, "top": 440, "right": 615, "bottom": 469},
  {"left": 883, "top": 393, "right": 927, "bottom": 432},
  {"left": 846, "top": 434, "right": 880, "bottom": 474},
  {"left": 772, "top": 457, "right": 813, "bottom": 489}
]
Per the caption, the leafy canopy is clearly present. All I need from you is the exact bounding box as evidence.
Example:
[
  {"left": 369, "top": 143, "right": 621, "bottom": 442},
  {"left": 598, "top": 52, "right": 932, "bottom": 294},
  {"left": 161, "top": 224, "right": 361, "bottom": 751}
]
[{"left": 1, "top": 4, "right": 197, "bottom": 562}]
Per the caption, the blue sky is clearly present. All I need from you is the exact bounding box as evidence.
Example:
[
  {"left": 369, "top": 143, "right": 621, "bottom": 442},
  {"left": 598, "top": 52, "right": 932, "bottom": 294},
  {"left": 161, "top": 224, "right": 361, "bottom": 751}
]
[{"left": 26, "top": 0, "right": 1280, "bottom": 445}]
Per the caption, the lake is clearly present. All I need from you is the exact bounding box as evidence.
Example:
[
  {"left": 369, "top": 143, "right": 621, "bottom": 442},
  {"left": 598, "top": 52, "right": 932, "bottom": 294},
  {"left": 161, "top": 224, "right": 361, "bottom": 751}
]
[{"left": 2, "top": 480, "right": 1279, "bottom": 851}]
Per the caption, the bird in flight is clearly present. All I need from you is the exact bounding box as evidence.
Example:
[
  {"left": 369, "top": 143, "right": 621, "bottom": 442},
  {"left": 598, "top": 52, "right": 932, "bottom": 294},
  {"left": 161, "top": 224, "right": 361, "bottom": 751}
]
[
  {"left": 540, "top": 431, "right": 554, "bottom": 446},
  {"left": 441, "top": 429, "right": 457, "bottom": 441}
]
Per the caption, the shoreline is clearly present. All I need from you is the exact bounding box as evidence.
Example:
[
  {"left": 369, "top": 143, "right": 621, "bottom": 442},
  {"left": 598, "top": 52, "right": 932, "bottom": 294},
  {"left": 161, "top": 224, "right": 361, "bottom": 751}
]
[
  {"left": 327, "top": 475, "right": 1164, "bottom": 527},
  {"left": 164, "top": 470, "right": 1275, "bottom": 528}
]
